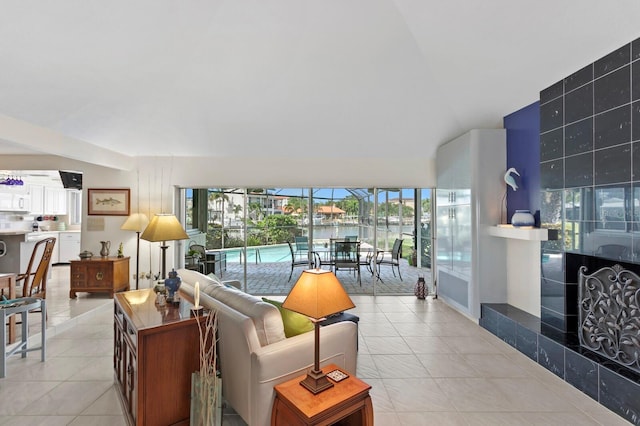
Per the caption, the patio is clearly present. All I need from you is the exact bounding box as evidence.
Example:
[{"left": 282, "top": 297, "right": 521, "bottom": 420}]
[{"left": 219, "top": 255, "right": 433, "bottom": 296}]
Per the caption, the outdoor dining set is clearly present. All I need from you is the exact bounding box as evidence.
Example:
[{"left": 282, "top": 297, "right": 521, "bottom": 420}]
[{"left": 287, "top": 236, "right": 403, "bottom": 285}]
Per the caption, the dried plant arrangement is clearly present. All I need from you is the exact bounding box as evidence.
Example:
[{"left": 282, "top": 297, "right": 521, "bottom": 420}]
[{"left": 191, "top": 311, "right": 220, "bottom": 425}]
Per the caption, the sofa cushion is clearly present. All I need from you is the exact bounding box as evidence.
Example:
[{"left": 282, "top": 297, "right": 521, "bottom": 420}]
[
  {"left": 177, "top": 269, "right": 222, "bottom": 296},
  {"left": 207, "top": 285, "right": 286, "bottom": 346},
  {"left": 262, "top": 297, "right": 314, "bottom": 338}
]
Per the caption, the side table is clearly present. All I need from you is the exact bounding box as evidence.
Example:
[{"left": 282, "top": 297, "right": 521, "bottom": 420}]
[{"left": 271, "top": 364, "right": 373, "bottom": 425}]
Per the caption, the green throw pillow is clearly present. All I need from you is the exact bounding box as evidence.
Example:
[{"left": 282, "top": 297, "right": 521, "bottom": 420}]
[{"left": 262, "top": 297, "right": 314, "bottom": 338}]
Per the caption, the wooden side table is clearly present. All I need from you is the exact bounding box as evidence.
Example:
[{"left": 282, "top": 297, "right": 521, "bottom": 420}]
[{"left": 271, "top": 364, "right": 373, "bottom": 426}]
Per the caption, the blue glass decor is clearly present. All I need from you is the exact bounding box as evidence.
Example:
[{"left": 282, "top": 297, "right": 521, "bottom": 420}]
[
  {"left": 511, "top": 210, "right": 535, "bottom": 227},
  {"left": 164, "top": 268, "right": 182, "bottom": 301}
]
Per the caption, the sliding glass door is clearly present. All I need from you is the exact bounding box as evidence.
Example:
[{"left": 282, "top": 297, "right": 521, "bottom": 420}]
[{"left": 181, "top": 187, "right": 432, "bottom": 296}]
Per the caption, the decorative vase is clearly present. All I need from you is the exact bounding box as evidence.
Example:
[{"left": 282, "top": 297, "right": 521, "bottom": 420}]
[
  {"left": 511, "top": 210, "right": 535, "bottom": 227},
  {"left": 99, "top": 241, "right": 111, "bottom": 257},
  {"left": 164, "top": 269, "right": 181, "bottom": 301},
  {"left": 190, "top": 372, "right": 222, "bottom": 425}
]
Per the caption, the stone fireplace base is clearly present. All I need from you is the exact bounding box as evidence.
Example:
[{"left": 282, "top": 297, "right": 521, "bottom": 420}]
[{"left": 481, "top": 303, "right": 640, "bottom": 425}]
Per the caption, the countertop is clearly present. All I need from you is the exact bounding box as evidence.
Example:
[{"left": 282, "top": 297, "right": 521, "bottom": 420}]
[{"left": 0, "top": 230, "right": 30, "bottom": 236}]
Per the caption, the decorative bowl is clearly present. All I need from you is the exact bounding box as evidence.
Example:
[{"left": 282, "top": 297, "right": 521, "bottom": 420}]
[{"left": 79, "top": 250, "right": 93, "bottom": 259}]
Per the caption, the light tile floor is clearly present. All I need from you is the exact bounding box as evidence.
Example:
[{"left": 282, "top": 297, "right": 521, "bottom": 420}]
[{"left": 1, "top": 266, "right": 632, "bottom": 425}]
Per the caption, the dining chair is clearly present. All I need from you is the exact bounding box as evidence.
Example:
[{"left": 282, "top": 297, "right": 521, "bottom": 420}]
[
  {"left": 16, "top": 237, "right": 56, "bottom": 300},
  {"left": 287, "top": 241, "right": 314, "bottom": 282},
  {"left": 375, "top": 238, "right": 403, "bottom": 281},
  {"left": 333, "top": 240, "right": 361, "bottom": 285},
  {"left": 1, "top": 297, "right": 46, "bottom": 378},
  {"left": 5, "top": 237, "right": 55, "bottom": 343},
  {"left": 294, "top": 236, "right": 309, "bottom": 261}
]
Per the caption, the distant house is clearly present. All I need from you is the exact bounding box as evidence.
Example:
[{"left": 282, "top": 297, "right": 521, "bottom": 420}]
[
  {"left": 388, "top": 198, "right": 415, "bottom": 209},
  {"left": 316, "top": 205, "right": 345, "bottom": 221}
]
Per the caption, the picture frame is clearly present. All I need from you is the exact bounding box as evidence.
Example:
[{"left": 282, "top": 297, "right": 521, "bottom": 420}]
[{"left": 87, "top": 188, "right": 130, "bottom": 216}]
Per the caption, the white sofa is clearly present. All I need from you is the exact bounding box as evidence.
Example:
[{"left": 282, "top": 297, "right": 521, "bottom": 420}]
[{"left": 176, "top": 269, "right": 358, "bottom": 426}]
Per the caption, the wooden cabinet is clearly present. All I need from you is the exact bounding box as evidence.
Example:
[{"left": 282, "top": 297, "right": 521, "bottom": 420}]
[
  {"left": 114, "top": 289, "right": 205, "bottom": 426},
  {"left": 70, "top": 256, "right": 130, "bottom": 298}
]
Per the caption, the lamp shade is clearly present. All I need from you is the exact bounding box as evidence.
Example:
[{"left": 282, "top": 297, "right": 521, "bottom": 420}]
[
  {"left": 120, "top": 213, "right": 150, "bottom": 232},
  {"left": 283, "top": 269, "right": 355, "bottom": 320},
  {"left": 140, "top": 214, "right": 188, "bottom": 242}
]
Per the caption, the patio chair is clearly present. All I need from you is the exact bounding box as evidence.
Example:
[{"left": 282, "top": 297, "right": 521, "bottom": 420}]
[
  {"left": 294, "top": 236, "right": 309, "bottom": 261},
  {"left": 287, "top": 241, "right": 314, "bottom": 282},
  {"left": 375, "top": 238, "right": 403, "bottom": 281},
  {"left": 334, "top": 240, "right": 361, "bottom": 285}
]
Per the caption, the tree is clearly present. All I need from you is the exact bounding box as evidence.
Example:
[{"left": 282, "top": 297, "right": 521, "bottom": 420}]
[
  {"left": 232, "top": 204, "right": 242, "bottom": 221},
  {"left": 257, "top": 215, "right": 298, "bottom": 244},
  {"left": 284, "top": 197, "right": 307, "bottom": 216},
  {"left": 248, "top": 202, "right": 264, "bottom": 221}
]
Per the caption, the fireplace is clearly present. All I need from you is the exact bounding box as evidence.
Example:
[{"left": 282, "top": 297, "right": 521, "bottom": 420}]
[{"left": 578, "top": 263, "right": 640, "bottom": 374}]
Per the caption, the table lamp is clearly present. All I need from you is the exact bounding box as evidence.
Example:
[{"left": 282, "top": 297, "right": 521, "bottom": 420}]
[
  {"left": 140, "top": 213, "right": 188, "bottom": 279},
  {"left": 282, "top": 269, "right": 355, "bottom": 394},
  {"left": 121, "top": 213, "right": 149, "bottom": 289}
]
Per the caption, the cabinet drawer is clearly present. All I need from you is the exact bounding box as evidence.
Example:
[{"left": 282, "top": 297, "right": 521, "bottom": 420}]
[{"left": 71, "top": 271, "right": 86, "bottom": 280}]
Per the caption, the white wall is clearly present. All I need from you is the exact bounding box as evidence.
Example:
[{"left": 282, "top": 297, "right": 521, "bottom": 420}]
[{"left": 505, "top": 240, "right": 541, "bottom": 316}]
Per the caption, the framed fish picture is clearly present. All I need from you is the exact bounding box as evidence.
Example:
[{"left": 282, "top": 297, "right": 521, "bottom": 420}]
[{"left": 87, "top": 188, "right": 130, "bottom": 216}]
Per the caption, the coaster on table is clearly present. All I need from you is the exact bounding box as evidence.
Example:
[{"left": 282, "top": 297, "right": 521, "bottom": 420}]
[{"left": 326, "top": 369, "right": 349, "bottom": 382}]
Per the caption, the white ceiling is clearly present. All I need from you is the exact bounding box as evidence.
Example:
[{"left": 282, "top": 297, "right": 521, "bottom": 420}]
[{"left": 0, "top": 1, "right": 639, "bottom": 165}]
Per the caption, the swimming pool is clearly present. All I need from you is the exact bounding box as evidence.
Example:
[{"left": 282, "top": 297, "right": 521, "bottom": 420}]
[{"left": 224, "top": 244, "right": 290, "bottom": 263}]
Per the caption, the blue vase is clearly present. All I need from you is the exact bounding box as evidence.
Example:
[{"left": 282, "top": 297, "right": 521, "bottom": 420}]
[
  {"left": 164, "top": 269, "right": 181, "bottom": 301},
  {"left": 511, "top": 210, "right": 535, "bottom": 227}
]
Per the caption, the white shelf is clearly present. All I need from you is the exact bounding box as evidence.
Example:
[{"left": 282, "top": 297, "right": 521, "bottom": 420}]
[{"left": 488, "top": 225, "right": 557, "bottom": 241}]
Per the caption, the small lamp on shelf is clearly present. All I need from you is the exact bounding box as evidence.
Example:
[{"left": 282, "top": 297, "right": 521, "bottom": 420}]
[{"left": 282, "top": 269, "right": 355, "bottom": 394}]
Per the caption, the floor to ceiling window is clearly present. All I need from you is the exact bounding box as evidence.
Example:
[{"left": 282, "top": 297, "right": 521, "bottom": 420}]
[{"left": 181, "top": 187, "right": 432, "bottom": 296}]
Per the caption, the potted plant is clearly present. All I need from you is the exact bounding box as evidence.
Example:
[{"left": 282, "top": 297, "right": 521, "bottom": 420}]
[{"left": 186, "top": 249, "right": 201, "bottom": 266}]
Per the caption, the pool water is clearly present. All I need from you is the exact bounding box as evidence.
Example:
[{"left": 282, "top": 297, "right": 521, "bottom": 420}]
[{"left": 224, "top": 244, "right": 290, "bottom": 263}]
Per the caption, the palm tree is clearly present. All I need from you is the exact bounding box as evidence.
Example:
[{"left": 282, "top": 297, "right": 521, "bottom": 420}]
[
  {"left": 232, "top": 204, "right": 242, "bottom": 223},
  {"left": 208, "top": 190, "right": 230, "bottom": 247}
]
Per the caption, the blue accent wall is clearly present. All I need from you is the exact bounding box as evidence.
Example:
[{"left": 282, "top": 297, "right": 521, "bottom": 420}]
[{"left": 503, "top": 102, "right": 541, "bottom": 224}]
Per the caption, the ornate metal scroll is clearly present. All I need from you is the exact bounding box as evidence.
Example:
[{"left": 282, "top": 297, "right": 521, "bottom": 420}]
[{"left": 579, "top": 264, "right": 640, "bottom": 374}]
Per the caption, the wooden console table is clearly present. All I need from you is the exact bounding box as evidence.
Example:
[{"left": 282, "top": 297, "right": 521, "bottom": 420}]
[
  {"left": 70, "top": 256, "right": 130, "bottom": 298},
  {"left": 271, "top": 364, "right": 373, "bottom": 425},
  {"left": 114, "top": 289, "right": 207, "bottom": 425}
]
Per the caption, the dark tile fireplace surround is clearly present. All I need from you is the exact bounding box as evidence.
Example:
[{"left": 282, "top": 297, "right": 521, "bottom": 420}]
[
  {"left": 481, "top": 38, "right": 640, "bottom": 424},
  {"left": 480, "top": 252, "right": 640, "bottom": 425}
]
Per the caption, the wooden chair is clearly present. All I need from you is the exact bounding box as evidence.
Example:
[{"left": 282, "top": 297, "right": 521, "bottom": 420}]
[
  {"left": 3, "top": 237, "right": 54, "bottom": 351},
  {"left": 16, "top": 237, "right": 56, "bottom": 300}
]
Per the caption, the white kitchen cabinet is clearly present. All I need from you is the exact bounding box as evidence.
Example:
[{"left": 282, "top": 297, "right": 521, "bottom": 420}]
[
  {"left": 44, "top": 187, "right": 67, "bottom": 215},
  {"left": 0, "top": 192, "right": 30, "bottom": 212},
  {"left": 435, "top": 129, "right": 507, "bottom": 320},
  {"left": 29, "top": 184, "right": 45, "bottom": 215},
  {"left": 28, "top": 185, "right": 67, "bottom": 215},
  {"left": 58, "top": 232, "right": 81, "bottom": 263}
]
